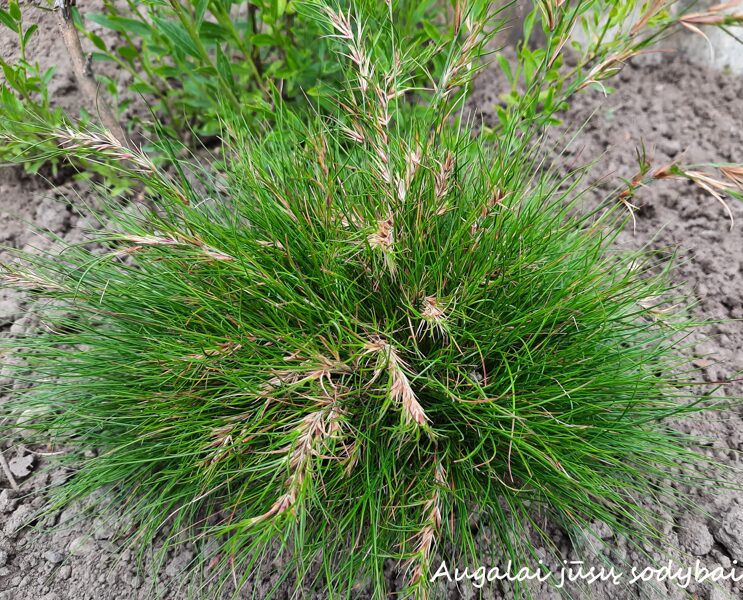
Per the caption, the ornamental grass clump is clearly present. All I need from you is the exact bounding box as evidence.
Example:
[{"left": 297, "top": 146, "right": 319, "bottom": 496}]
[{"left": 1, "top": 3, "right": 740, "bottom": 599}]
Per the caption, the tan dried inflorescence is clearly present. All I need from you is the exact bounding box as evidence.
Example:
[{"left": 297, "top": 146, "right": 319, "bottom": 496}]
[
  {"left": 365, "top": 338, "right": 430, "bottom": 427},
  {"left": 407, "top": 461, "right": 448, "bottom": 592},
  {"left": 247, "top": 403, "right": 343, "bottom": 525}
]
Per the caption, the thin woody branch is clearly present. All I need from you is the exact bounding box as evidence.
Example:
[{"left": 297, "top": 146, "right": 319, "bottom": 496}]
[
  {"left": 54, "top": 0, "right": 128, "bottom": 146},
  {"left": 0, "top": 448, "right": 20, "bottom": 491}
]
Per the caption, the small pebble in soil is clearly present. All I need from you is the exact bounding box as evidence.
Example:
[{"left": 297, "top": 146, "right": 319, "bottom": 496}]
[
  {"left": 123, "top": 573, "right": 142, "bottom": 588},
  {"left": 43, "top": 551, "right": 64, "bottom": 565},
  {"left": 8, "top": 454, "right": 35, "bottom": 480},
  {"left": 93, "top": 527, "right": 114, "bottom": 541},
  {"left": 4, "top": 505, "right": 33, "bottom": 536},
  {"left": 0, "top": 490, "right": 19, "bottom": 514},
  {"left": 0, "top": 293, "right": 21, "bottom": 325},
  {"left": 676, "top": 515, "right": 714, "bottom": 556},
  {"left": 57, "top": 565, "right": 72, "bottom": 580},
  {"left": 694, "top": 341, "right": 719, "bottom": 357},
  {"left": 715, "top": 506, "right": 743, "bottom": 561},
  {"left": 68, "top": 537, "right": 96, "bottom": 557}
]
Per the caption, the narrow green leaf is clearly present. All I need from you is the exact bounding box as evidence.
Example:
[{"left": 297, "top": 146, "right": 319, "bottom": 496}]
[
  {"left": 194, "top": 0, "right": 210, "bottom": 28},
  {"left": 153, "top": 17, "right": 202, "bottom": 59},
  {"left": 497, "top": 54, "right": 513, "bottom": 84},
  {"left": 71, "top": 6, "right": 84, "bottom": 29},
  {"left": 91, "top": 51, "right": 112, "bottom": 62},
  {"left": 1, "top": 63, "right": 20, "bottom": 91},
  {"left": 250, "top": 33, "right": 275, "bottom": 47},
  {"left": 198, "top": 21, "right": 229, "bottom": 41},
  {"left": 117, "top": 45, "right": 140, "bottom": 62},
  {"left": 22, "top": 25, "right": 38, "bottom": 51},
  {"left": 8, "top": 0, "right": 21, "bottom": 23},
  {"left": 129, "top": 81, "right": 159, "bottom": 95},
  {"left": 41, "top": 67, "right": 55, "bottom": 86},
  {"left": 87, "top": 31, "right": 107, "bottom": 51},
  {"left": 86, "top": 13, "right": 153, "bottom": 38},
  {"left": 215, "top": 45, "right": 235, "bottom": 91},
  {"left": 0, "top": 9, "right": 17, "bottom": 31}
]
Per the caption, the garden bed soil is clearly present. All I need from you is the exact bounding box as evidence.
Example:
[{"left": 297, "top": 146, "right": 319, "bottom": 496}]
[{"left": 1, "top": 10, "right": 743, "bottom": 600}]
